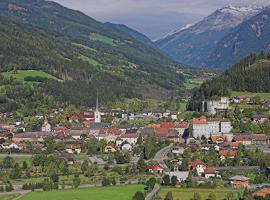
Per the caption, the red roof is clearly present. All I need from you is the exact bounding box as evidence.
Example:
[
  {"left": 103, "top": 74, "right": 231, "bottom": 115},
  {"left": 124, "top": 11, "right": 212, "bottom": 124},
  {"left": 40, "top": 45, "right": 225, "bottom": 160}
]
[
  {"left": 219, "top": 150, "right": 237, "bottom": 157},
  {"left": 146, "top": 165, "right": 162, "bottom": 170},
  {"left": 192, "top": 116, "right": 207, "bottom": 125},
  {"left": 174, "top": 122, "right": 189, "bottom": 129},
  {"left": 204, "top": 168, "right": 216, "bottom": 174},
  {"left": 234, "top": 134, "right": 252, "bottom": 141},
  {"left": 154, "top": 128, "right": 169, "bottom": 138},
  {"left": 108, "top": 128, "right": 123, "bottom": 136},
  {"left": 224, "top": 142, "right": 240, "bottom": 148},
  {"left": 160, "top": 122, "right": 175, "bottom": 129},
  {"left": 188, "top": 160, "right": 206, "bottom": 168}
]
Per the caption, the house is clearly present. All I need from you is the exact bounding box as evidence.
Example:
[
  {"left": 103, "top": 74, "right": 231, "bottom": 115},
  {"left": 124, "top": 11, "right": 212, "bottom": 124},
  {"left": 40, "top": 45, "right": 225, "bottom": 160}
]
[
  {"left": 203, "top": 97, "right": 229, "bottom": 115},
  {"left": 251, "top": 134, "right": 270, "bottom": 145},
  {"left": 104, "top": 144, "right": 117, "bottom": 153},
  {"left": 0, "top": 142, "right": 25, "bottom": 150},
  {"left": 121, "top": 142, "right": 132, "bottom": 151},
  {"left": 120, "top": 134, "right": 138, "bottom": 145},
  {"left": 172, "top": 145, "right": 185, "bottom": 155},
  {"left": 234, "top": 134, "right": 252, "bottom": 146},
  {"left": 191, "top": 116, "right": 232, "bottom": 139},
  {"left": 188, "top": 160, "right": 207, "bottom": 176},
  {"left": 164, "top": 171, "right": 189, "bottom": 182},
  {"left": 146, "top": 165, "right": 163, "bottom": 174},
  {"left": 254, "top": 187, "right": 270, "bottom": 198},
  {"left": 69, "top": 129, "right": 89, "bottom": 140},
  {"left": 65, "top": 144, "right": 81, "bottom": 154},
  {"left": 223, "top": 142, "right": 240, "bottom": 149},
  {"left": 154, "top": 128, "right": 169, "bottom": 139},
  {"left": 12, "top": 132, "right": 53, "bottom": 143},
  {"left": 203, "top": 168, "right": 220, "bottom": 179},
  {"left": 115, "top": 137, "right": 123, "bottom": 146},
  {"left": 173, "top": 122, "right": 189, "bottom": 136},
  {"left": 210, "top": 135, "right": 226, "bottom": 144},
  {"left": 262, "top": 101, "right": 270, "bottom": 110},
  {"left": 252, "top": 115, "right": 268, "bottom": 123},
  {"left": 219, "top": 150, "right": 237, "bottom": 160},
  {"left": 229, "top": 176, "right": 249, "bottom": 188},
  {"left": 41, "top": 116, "right": 51, "bottom": 132},
  {"left": 59, "top": 153, "right": 75, "bottom": 165}
]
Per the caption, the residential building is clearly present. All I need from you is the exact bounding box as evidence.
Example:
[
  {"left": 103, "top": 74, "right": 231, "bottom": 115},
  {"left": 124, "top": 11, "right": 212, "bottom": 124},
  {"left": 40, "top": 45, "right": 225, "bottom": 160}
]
[
  {"left": 164, "top": 171, "right": 189, "bottom": 182},
  {"left": 203, "top": 168, "right": 220, "bottom": 179},
  {"left": 254, "top": 187, "right": 270, "bottom": 198},
  {"left": 146, "top": 165, "right": 163, "bottom": 174},
  {"left": 188, "top": 160, "right": 207, "bottom": 176},
  {"left": 65, "top": 144, "right": 81, "bottom": 154},
  {"left": 230, "top": 176, "right": 250, "bottom": 188}
]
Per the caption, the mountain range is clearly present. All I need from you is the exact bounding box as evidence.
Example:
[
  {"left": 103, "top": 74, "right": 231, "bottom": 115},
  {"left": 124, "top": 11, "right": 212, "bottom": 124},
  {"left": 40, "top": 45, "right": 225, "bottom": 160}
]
[
  {"left": 156, "top": 5, "right": 270, "bottom": 69},
  {"left": 0, "top": 0, "right": 187, "bottom": 105}
]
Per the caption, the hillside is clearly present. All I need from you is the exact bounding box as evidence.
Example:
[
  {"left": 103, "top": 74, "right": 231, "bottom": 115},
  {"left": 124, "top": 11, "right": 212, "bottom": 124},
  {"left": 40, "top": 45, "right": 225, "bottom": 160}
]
[
  {"left": 207, "top": 6, "right": 270, "bottom": 68},
  {"left": 0, "top": 0, "right": 186, "bottom": 102},
  {"left": 156, "top": 5, "right": 263, "bottom": 68},
  {"left": 188, "top": 53, "right": 270, "bottom": 110},
  {"left": 105, "top": 22, "right": 154, "bottom": 46}
]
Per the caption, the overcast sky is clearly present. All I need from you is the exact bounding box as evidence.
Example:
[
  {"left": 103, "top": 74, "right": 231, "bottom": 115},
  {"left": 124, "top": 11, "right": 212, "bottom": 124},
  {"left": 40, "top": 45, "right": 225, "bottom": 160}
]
[{"left": 52, "top": 0, "right": 270, "bottom": 40}]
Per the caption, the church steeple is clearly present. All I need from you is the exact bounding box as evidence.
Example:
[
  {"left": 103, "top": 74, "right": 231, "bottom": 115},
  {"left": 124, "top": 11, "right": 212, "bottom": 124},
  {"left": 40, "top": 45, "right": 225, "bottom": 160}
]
[{"left": 94, "top": 94, "right": 101, "bottom": 123}]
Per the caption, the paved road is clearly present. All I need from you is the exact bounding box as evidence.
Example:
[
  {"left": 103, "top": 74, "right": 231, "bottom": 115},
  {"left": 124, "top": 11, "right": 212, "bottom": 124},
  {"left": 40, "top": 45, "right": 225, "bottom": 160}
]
[
  {"left": 145, "top": 184, "right": 161, "bottom": 200},
  {"left": 246, "top": 145, "right": 270, "bottom": 153},
  {"left": 0, "top": 154, "right": 32, "bottom": 158},
  {"left": 154, "top": 144, "right": 173, "bottom": 172}
]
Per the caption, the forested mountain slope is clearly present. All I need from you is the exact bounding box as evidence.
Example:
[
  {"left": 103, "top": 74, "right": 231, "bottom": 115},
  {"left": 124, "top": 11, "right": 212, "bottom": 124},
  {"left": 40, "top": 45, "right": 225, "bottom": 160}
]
[
  {"left": 0, "top": 0, "right": 186, "bottom": 103},
  {"left": 188, "top": 53, "right": 270, "bottom": 110}
]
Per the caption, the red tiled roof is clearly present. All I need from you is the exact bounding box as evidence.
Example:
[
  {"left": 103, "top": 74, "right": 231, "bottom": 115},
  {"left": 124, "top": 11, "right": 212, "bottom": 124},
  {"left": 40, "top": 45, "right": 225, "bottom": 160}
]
[
  {"left": 108, "top": 128, "right": 123, "bottom": 136},
  {"left": 154, "top": 128, "right": 169, "bottom": 138},
  {"left": 192, "top": 116, "right": 207, "bottom": 125},
  {"left": 146, "top": 165, "right": 162, "bottom": 170},
  {"left": 160, "top": 122, "right": 175, "bottom": 129},
  {"left": 254, "top": 188, "right": 270, "bottom": 198},
  {"left": 188, "top": 160, "right": 206, "bottom": 168},
  {"left": 204, "top": 168, "right": 216, "bottom": 174},
  {"left": 224, "top": 142, "right": 240, "bottom": 147},
  {"left": 174, "top": 122, "right": 189, "bottom": 129},
  {"left": 234, "top": 134, "right": 252, "bottom": 141},
  {"left": 219, "top": 150, "right": 237, "bottom": 157}
]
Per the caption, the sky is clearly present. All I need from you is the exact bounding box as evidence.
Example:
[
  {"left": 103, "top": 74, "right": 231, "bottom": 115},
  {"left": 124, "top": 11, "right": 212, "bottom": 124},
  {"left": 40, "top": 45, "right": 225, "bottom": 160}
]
[{"left": 53, "top": 0, "right": 270, "bottom": 40}]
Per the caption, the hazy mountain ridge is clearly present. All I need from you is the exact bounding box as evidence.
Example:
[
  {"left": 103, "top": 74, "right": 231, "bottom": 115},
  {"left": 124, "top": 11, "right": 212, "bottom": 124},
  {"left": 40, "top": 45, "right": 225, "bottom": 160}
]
[{"left": 156, "top": 5, "right": 264, "bottom": 68}]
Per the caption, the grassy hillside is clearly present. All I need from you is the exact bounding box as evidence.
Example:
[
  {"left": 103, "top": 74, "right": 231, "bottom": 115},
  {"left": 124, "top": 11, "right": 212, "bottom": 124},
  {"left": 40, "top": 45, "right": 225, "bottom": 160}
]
[{"left": 3, "top": 70, "right": 61, "bottom": 82}]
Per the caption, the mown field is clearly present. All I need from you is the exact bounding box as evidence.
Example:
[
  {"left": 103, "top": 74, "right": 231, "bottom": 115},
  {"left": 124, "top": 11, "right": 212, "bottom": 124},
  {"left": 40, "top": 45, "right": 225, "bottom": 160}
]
[
  {"left": 21, "top": 185, "right": 144, "bottom": 200},
  {"left": 184, "top": 79, "right": 204, "bottom": 90},
  {"left": 231, "top": 91, "right": 270, "bottom": 99},
  {"left": 0, "top": 194, "right": 20, "bottom": 200},
  {"left": 89, "top": 33, "right": 116, "bottom": 46},
  {"left": 2, "top": 70, "right": 61, "bottom": 82},
  {"left": 158, "top": 188, "right": 241, "bottom": 200}
]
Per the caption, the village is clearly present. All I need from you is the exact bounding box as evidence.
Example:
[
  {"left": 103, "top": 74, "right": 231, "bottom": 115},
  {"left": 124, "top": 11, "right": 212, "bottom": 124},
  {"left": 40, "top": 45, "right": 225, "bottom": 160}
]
[{"left": 0, "top": 95, "right": 270, "bottom": 199}]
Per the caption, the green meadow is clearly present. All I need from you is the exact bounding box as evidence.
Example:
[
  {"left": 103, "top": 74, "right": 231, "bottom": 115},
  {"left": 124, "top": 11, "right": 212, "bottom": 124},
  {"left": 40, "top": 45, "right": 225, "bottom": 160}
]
[
  {"left": 21, "top": 185, "right": 144, "bottom": 200},
  {"left": 89, "top": 33, "right": 116, "bottom": 46}
]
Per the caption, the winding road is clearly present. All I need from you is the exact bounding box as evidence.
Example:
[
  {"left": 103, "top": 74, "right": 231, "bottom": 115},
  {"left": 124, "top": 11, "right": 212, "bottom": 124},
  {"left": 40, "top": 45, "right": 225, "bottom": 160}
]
[{"left": 153, "top": 144, "right": 173, "bottom": 172}]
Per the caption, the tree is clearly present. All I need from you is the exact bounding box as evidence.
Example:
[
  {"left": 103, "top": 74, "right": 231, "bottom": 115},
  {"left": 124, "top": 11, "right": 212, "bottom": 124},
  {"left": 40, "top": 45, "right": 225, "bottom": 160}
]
[
  {"left": 102, "top": 177, "right": 111, "bottom": 186},
  {"left": 164, "top": 191, "right": 173, "bottom": 200},
  {"left": 10, "top": 163, "right": 21, "bottom": 179},
  {"left": 171, "top": 176, "right": 178, "bottom": 186},
  {"left": 144, "top": 135, "right": 157, "bottom": 159},
  {"left": 81, "top": 160, "right": 89, "bottom": 172},
  {"left": 137, "top": 157, "right": 146, "bottom": 172},
  {"left": 132, "top": 191, "right": 144, "bottom": 200},
  {"left": 146, "top": 177, "right": 156, "bottom": 190},
  {"left": 72, "top": 174, "right": 80, "bottom": 188},
  {"left": 208, "top": 192, "right": 216, "bottom": 200},
  {"left": 22, "top": 161, "right": 28, "bottom": 170},
  {"left": 2, "top": 156, "right": 15, "bottom": 168},
  {"left": 136, "top": 133, "right": 143, "bottom": 145},
  {"left": 162, "top": 175, "right": 170, "bottom": 185},
  {"left": 192, "top": 192, "right": 202, "bottom": 200}
]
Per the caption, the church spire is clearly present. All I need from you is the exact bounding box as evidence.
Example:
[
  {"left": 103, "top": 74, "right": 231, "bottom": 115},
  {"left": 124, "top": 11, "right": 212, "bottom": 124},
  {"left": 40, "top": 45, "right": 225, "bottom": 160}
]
[{"left": 96, "top": 94, "right": 99, "bottom": 112}]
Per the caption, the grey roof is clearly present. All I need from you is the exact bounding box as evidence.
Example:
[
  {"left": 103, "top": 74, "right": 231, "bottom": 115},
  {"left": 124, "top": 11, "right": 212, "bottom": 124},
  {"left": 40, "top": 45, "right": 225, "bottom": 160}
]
[{"left": 229, "top": 176, "right": 249, "bottom": 181}]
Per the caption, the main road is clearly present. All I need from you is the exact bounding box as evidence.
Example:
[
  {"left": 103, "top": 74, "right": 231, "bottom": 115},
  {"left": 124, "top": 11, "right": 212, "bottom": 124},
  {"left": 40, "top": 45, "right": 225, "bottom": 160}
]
[{"left": 153, "top": 144, "right": 173, "bottom": 172}]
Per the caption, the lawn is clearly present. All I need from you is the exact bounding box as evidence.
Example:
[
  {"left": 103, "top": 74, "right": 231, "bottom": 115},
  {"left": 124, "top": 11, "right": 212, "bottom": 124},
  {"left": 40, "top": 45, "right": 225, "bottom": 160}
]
[
  {"left": 0, "top": 194, "right": 20, "bottom": 200},
  {"left": 0, "top": 156, "right": 31, "bottom": 164},
  {"left": 21, "top": 185, "right": 144, "bottom": 200},
  {"left": 158, "top": 188, "right": 241, "bottom": 200},
  {"left": 2, "top": 70, "right": 61, "bottom": 82},
  {"left": 184, "top": 79, "right": 204, "bottom": 90},
  {"left": 89, "top": 33, "right": 116, "bottom": 46},
  {"left": 231, "top": 91, "right": 270, "bottom": 99},
  {"left": 78, "top": 55, "right": 100, "bottom": 67}
]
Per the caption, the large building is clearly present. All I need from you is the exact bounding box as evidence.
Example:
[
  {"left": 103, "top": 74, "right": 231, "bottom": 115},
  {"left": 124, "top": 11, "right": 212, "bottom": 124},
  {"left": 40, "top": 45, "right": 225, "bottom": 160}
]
[
  {"left": 191, "top": 116, "right": 232, "bottom": 139},
  {"left": 202, "top": 97, "right": 229, "bottom": 115}
]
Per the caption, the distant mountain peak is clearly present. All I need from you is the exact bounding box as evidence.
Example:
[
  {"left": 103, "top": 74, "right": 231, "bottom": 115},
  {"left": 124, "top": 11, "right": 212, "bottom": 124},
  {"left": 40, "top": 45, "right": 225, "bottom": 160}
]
[{"left": 161, "top": 24, "right": 193, "bottom": 39}]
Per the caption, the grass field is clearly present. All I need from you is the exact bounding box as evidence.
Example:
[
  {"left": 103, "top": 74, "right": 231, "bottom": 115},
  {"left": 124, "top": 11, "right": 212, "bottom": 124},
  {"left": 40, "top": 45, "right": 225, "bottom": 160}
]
[
  {"left": 89, "top": 33, "right": 116, "bottom": 46},
  {"left": 21, "top": 185, "right": 144, "bottom": 200},
  {"left": 3, "top": 70, "right": 61, "bottom": 82},
  {"left": 158, "top": 188, "right": 241, "bottom": 200},
  {"left": 184, "top": 79, "right": 204, "bottom": 90},
  {"left": 231, "top": 91, "right": 270, "bottom": 99},
  {"left": 79, "top": 55, "right": 100, "bottom": 67},
  {"left": 0, "top": 194, "right": 20, "bottom": 200}
]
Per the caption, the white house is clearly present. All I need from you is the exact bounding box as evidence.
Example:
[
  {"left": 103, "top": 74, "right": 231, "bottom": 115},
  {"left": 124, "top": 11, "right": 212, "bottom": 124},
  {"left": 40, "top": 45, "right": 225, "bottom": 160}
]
[
  {"left": 121, "top": 142, "right": 132, "bottom": 151},
  {"left": 164, "top": 171, "right": 189, "bottom": 182}
]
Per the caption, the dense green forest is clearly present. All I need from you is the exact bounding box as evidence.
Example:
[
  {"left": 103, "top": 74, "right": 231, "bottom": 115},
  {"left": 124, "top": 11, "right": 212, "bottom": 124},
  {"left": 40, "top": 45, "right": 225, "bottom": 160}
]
[
  {"left": 0, "top": 0, "right": 185, "bottom": 100},
  {"left": 188, "top": 53, "right": 270, "bottom": 111}
]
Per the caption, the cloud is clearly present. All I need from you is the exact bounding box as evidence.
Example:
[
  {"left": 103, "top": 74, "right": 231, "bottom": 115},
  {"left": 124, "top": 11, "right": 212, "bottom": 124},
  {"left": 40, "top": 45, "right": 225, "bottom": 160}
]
[{"left": 52, "top": 0, "right": 270, "bottom": 39}]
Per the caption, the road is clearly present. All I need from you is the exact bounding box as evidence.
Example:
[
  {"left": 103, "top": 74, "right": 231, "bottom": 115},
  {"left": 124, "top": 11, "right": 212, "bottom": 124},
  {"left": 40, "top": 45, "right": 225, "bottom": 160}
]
[
  {"left": 145, "top": 184, "right": 160, "bottom": 200},
  {"left": 154, "top": 144, "right": 173, "bottom": 172},
  {"left": 246, "top": 145, "right": 270, "bottom": 154},
  {"left": 0, "top": 154, "right": 32, "bottom": 158}
]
